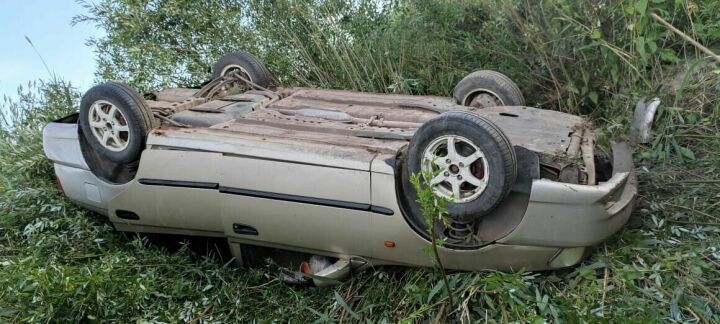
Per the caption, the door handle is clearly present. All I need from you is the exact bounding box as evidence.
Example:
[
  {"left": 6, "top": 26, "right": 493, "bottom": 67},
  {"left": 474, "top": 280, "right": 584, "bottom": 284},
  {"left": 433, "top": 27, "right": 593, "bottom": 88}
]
[{"left": 233, "top": 223, "right": 258, "bottom": 236}]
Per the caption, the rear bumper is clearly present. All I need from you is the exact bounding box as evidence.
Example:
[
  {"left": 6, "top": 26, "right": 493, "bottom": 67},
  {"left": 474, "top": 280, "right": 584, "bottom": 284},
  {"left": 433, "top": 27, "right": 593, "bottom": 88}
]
[
  {"left": 499, "top": 142, "right": 637, "bottom": 248},
  {"left": 43, "top": 122, "right": 127, "bottom": 214},
  {"left": 53, "top": 163, "right": 118, "bottom": 215},
  {"left": 42, "top": 120, "right": 88, "bottom": 170}
]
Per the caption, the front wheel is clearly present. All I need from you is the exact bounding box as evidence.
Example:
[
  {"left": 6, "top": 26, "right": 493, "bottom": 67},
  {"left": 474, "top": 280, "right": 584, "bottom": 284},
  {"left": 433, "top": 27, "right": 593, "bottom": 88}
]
[
  {"left": 397, "top": 111, "right": 517, "bottom": 249},
  {"left": 406, "top": 111, "right": 517, "bottom": 219}
]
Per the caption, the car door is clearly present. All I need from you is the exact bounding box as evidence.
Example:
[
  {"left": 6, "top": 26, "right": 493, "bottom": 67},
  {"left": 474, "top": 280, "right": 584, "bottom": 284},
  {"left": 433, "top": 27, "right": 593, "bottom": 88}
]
[
  {"left": 109, "top": 148, "right": 223, "bottom": 235},
  {"left": 218, "top": 141, "right": 375, "bottom": 257}
]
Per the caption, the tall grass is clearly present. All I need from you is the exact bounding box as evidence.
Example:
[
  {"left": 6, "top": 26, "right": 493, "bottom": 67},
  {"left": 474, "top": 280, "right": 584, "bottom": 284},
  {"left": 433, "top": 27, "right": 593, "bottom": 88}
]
[{"left": 1, "top": 0, "right": 719, "bottom": 321}]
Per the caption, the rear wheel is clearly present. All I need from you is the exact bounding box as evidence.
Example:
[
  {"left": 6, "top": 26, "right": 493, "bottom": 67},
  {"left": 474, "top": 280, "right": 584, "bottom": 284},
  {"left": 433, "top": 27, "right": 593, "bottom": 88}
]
[
  {"left": 453, "top": 70, "right": 525, "bottom": 109},
  {"left": 211, "top": 51, "right": 272, "bottom": 88},
  {"left": 79, "top": 82, "right": 155, "bottom": 164}
]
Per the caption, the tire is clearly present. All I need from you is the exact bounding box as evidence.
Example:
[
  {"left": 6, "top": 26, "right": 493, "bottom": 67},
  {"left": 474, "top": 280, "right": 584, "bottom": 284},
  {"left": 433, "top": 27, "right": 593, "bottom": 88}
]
[
  {"left": 211, "top": 51, "right": 272, "bottom": 88},
  {"left": 401, "top": 111, "right": 517, "bottom": 221},
  {"left": 453, "top": 70, "right": 525, "bottom": 108},
  {"left": 79, "top": 82, "right": 155, "bottom": 164}
]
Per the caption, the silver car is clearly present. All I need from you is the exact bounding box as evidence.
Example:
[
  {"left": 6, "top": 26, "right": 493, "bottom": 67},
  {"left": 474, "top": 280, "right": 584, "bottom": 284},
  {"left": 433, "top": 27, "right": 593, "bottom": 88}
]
[{"left": 43, "top": 52, "right": 650, "bottom": 283}]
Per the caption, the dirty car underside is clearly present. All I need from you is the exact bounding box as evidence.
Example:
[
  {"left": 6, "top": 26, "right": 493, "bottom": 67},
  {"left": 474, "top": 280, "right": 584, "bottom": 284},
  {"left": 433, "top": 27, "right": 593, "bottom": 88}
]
[{"left": 148, "top": 85, "right": 605, "bottom": 186}]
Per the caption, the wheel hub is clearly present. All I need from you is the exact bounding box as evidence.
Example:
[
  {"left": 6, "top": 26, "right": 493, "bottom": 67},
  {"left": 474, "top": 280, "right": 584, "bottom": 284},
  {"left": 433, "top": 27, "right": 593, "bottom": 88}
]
[
  {"left": 220, "top": 65, "right": 253, "bottom": 82},
  {"left": 467, "top": 91, "right": 504, "bottom": 109},
  {"left": 88, "top": 100, "right": 130, "bottom": 152},
  {"left": 421, "top": 135, "right": 490, "bottom": 203}
]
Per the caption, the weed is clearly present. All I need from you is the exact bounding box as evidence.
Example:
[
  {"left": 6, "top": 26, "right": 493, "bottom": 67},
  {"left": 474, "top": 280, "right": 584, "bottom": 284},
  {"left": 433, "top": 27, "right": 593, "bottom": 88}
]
[{"left": 410, "top": 169, "right": 454, "bottom": 312}]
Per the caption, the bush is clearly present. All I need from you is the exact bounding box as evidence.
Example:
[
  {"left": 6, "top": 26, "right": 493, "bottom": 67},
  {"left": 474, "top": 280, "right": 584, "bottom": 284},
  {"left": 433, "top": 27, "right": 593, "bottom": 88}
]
[
  {"left": 1, "top": 0, "right": 718, "bottom": 322},
  {"left": 74, "top": 0, "right": 720, "bottom": 158}
]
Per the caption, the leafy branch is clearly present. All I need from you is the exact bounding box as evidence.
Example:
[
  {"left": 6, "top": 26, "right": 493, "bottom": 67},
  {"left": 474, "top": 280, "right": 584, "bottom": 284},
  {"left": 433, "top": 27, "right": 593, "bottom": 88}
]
[{"left": 410, "top": 169, "right": 454, "bottom": 311}]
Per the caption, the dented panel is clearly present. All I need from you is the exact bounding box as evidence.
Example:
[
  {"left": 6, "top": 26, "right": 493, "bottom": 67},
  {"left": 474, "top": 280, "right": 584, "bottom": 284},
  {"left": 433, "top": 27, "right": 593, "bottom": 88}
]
[{"left": 499, "top": 143, "right": 636, "bottom": 247}]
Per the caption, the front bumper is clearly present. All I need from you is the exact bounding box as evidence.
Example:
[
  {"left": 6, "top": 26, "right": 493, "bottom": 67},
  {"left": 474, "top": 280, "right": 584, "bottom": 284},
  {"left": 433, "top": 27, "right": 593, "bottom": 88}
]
[{"left": 499, "top": 142, "right": 637, "bottom": 248}]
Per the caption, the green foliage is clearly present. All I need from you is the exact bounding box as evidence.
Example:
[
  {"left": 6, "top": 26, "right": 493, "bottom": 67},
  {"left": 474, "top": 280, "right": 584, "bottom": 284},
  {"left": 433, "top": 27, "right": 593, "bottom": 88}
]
[
  {"left": 74, "top": 0, "right": 720, "bottom": 160},
  {"left": 1, "top": 73, "right": 719, "bottom": 324},
  {"left": 1, "top": 0, "right": 719, "bottom": 322},
  {"left": 0, "top": 80, "right": 77, "bottom": 185},
  {"left": 0, "top": 81, "right": 327, "bottom": 322},
  {"left": 410, "top": 169, "right": 453, "bottom": 309},
  {"left": 409, "top": 171, "right": 449, "bottom": 235},
  {"left": 73, "top": 0, "right": 257, "bottom": 92}
]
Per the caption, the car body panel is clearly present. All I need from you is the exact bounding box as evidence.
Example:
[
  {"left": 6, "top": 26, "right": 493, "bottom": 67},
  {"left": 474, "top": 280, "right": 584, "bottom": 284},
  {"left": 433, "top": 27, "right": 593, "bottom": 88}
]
[
  {"left": 109, "top": 149, "right": 223, "bottom": 232},
  {"left": 221, "top": 195, "right": 374, "bottom": 256},
  {"left": 53, "top": 163, "right": 113, "bottom": 214},
  {"left": 148, "top": 125, "right": 384, "bottom": 172},
  {"left": 217, "top": 149, "right": 374, "bottom": 256},
  {"left": 499, "top": 142, "right": 637, "bottom": 247},
  {"left": 45, "top": 121, "right": 128, "bottom": 215},
  {"left": 270, "top": 89, "right": 585, "bottom": 156},
  {"left": 43, "top": 122, "right": 89, "bottom": 170},
  {"left": 217, "top": 153, "right": 372, "bottom": 203}
]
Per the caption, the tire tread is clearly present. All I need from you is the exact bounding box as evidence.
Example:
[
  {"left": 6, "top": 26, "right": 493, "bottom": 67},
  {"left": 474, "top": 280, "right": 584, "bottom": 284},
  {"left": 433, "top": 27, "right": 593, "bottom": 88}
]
[
  {"left": 453, "top": 70, "right": 525, "bottom": 107},
  {"left": 79, "top": 82, "right": 154, "bottom": 163},
  {"left": 404, "top": 111, "right": 517, "bottom": 220},
  {"left": 211, "top": 52, "right": 272, "bottom": 87},
  {"left": 445, "top": 111, "right": 517, "bottom": 209}
]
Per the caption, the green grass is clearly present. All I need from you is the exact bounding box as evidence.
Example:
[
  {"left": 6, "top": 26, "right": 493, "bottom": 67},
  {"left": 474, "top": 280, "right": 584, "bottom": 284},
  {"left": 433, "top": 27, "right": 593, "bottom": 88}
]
[
  {"left": 2, "top": 0, "right": 720, "bottom": 322},
  {"left": 2, "top": 68, "right": 718, "bottom": 324}
]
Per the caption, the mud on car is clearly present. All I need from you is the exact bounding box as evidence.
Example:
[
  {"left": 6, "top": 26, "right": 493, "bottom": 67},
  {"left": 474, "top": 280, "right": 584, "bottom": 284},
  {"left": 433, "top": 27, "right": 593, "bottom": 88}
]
[{"left": 43, "top": 52, "right": 651, "bottom": 284}]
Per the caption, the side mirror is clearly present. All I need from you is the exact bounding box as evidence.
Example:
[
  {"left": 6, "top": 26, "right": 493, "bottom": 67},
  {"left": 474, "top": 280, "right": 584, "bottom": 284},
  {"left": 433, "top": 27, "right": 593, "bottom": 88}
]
[{"left": 629, "top": 97, "right": 660, "bottom": 145}]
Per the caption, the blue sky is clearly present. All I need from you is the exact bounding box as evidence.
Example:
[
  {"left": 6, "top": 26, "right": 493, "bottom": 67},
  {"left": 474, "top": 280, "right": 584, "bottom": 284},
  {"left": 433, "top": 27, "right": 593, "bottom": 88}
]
[{"left": 0, "top": 1, "right": 102, "bottom": 99}]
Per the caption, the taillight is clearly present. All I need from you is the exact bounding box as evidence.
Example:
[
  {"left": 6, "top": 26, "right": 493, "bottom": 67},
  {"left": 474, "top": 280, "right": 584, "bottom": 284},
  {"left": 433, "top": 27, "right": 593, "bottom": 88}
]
[{"left": 55, "top": 176, "right": 65, "bottom": 196}]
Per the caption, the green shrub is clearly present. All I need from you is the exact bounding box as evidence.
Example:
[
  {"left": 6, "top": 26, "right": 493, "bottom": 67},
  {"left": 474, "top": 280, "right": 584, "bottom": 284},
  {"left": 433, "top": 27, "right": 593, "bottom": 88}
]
[{"left": 1, "top": 0, "right": 718, "bottom": 321}]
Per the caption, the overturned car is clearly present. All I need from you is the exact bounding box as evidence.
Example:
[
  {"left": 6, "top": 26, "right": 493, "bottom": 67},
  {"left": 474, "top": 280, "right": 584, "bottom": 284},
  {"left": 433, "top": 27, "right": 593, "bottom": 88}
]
[{"left": 43, "top": 52, "right": 644, "bottom": 282}]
